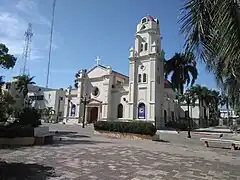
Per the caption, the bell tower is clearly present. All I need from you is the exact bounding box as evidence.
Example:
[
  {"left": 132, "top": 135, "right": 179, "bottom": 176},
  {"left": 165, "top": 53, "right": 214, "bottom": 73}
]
[{"left": 128, "top": 16, "right": 164, "bottom": 129}]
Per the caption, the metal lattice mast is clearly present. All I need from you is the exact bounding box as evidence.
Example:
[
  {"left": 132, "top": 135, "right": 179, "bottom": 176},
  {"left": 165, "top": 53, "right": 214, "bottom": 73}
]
[
  {"left": 22, "top": 23, "right": 33, "bottom": 75},
  {"left": 46, "top": 0, "right": 57, "bottom": 88}
]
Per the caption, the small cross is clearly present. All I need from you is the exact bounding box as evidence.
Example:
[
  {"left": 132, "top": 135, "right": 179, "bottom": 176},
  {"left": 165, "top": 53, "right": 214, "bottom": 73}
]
[{"left": 95, "top": 56, "right": 101, "bottom": 65}]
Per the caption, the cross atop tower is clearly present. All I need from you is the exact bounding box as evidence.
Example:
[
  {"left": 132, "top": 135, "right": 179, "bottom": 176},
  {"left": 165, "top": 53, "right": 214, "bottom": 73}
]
[{"left": 95, "top": 56, "right": 101, "bottom": 65}]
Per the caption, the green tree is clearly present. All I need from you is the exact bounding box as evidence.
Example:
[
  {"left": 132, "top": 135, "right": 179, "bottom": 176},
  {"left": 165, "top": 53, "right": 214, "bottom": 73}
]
[
  {"left": 164, "top": 52, "right": 198, "bottom": 94},
  {"left": 188, "top": 85, "right": 209, "bottom": 125},
  {"left": 0, "top": 43, "right": 17, "bottom": 69},
  {"left": 222, "top": 74, "right": 240, "bottom": 109},
  {"left": 15, "top": 75, "right": 36, "bottom": 105},
  {"left": 0, "top": 91, "right": 15, "bottom": 122},
  {"left": 0, "top": 43, "right": 17, "bottom": 121},
  {"left": 180, "top": 0, "right": 240, "bottom": 83}
]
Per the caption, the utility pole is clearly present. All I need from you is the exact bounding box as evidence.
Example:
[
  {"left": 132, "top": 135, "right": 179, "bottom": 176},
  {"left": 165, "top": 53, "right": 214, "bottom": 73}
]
[{"left": 46, "top": 0, "right": 57, "bottom": 88}]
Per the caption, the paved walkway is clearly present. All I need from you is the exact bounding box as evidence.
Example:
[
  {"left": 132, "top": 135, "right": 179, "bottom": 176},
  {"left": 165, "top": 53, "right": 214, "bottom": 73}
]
[{"left": 0, "top": 124, "right": 240, "bottom": 179}]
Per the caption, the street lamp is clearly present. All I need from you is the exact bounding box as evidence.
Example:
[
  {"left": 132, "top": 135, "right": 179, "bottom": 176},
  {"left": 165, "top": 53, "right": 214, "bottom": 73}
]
[
  {"left": 56, "top": 96, "right": 63, "bottom": 123},
  {"left": 80, "top": 93, "right": 91, "bottom": 128},
  {"left": 185, "top": 90, "right": 192, "bottom": 138}
]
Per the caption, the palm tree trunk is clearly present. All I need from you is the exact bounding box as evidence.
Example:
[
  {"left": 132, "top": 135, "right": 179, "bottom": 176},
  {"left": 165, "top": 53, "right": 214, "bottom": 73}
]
[{"left": 199, "top": 98, "right": 202, "bottom": 128}]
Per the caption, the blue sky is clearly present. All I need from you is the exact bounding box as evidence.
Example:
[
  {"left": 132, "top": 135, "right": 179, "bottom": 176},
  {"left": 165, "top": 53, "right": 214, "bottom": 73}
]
[{"left": 1, "top": 0, "right": 217, "bottom": 90}]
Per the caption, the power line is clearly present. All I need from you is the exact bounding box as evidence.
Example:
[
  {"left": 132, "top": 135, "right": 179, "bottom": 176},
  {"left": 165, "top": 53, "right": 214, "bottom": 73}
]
[{"left": 46, "top": 0, "right": 57, "bottom": 88}]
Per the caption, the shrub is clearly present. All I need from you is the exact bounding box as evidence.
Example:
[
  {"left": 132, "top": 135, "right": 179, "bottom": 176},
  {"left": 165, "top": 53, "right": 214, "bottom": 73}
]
[
  {"left": 94, "top": 121, "right": 157, "bottom": 136},
  {"left": 17, "top": 107, "right": 41, "bottom": 127},
  {"left": 0, "top": 125, "right": 34, "bottom": 138}
]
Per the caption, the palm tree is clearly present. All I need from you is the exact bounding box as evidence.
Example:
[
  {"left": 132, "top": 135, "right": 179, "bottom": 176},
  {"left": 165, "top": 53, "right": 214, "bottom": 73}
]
[
  {"left": 206, "top": 89, "right": 221, "bottom": 126},
  {"left": 42, "top": 107, "right": 55, "bottom": 122},
  {"left": 180, "top": 0, "right": 240, "bottom": 84},
  {"left": 15, "top": 75, "right": 35, "bottom": 106},
  {"left": 74, "top": 71, "right": 81, "bottom": 88},
  {"left": 223, "top": 75, "right": 240, "bottom": 109},
  {"left": 188, "top": 85, "right": 209, "bottom": 127},
  {"left": 164, "top": 52, "right": 198, "bottom": 94}
]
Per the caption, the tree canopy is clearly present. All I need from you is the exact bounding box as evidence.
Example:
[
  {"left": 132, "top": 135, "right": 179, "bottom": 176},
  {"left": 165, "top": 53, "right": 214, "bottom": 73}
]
[
  {"left": 0, "top": 43, "right": 17, "bottom": 69},
  {"left": 164, "top": 52, "right": 198, "bottom": 94}
]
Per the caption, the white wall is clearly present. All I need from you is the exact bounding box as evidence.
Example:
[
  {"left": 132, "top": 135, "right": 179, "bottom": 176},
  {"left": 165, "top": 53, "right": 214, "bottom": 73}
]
[{"left": 28, "top": 89, "right": 65, "bottom": 116}]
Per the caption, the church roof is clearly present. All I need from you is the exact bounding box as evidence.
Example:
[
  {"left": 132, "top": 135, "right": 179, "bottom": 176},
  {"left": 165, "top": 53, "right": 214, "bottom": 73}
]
[
  {"left": 88, "top": 64, "right": 129, "bottom": 79},
  {"left": 147, "top": 16, "right": 155, "bottom": 22}
]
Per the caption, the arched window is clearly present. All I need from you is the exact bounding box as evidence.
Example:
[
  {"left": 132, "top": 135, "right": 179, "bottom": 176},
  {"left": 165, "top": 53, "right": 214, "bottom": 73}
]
[
  {"left": 142, "top": 18, "right": 147, "bottom": 24},
  {"left": 70, "top": 104, "right": 76, "bottom": 116},
  {"left": 117, "top": 104, "right": 123, "bottom": 118},
  {"left": 138, "top": 74, "right": 142, "bottom": 83},
  {"left": 138, "top": 103, "right": 146, "bottom": 119},
  {"left": 144, "top": 43, "right": 148, "bottom": 51},
  {"left": 143, "top": 73, "right": 147, "bottom": 82},
  {"left": 140, "top": 44, "right": 143, "bottom": 52}
]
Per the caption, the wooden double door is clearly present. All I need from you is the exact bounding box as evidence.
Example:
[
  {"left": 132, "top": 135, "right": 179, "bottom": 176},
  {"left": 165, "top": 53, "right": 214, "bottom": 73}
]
[{"left": 87, "top": 107, "right": 98, "bottom": 124}]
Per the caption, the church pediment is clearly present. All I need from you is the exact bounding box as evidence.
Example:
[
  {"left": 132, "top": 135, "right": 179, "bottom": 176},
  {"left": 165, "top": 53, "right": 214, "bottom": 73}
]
[{"left": 87, "top": 65, "right": 109, "bottom": 78}]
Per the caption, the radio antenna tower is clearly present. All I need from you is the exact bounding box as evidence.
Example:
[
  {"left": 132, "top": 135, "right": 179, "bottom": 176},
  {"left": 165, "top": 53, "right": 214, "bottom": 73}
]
[
  {"left": 46, "top": 0, "right": 57, "bottom": 88},
  {"left": 21, "top": 23, "right": 33, "bottom": 75}
]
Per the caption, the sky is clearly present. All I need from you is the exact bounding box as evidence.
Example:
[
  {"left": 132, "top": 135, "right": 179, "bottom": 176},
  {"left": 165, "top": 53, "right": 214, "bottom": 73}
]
[{"left": 1, "top": 0, "right": 217, "bottom": 90}]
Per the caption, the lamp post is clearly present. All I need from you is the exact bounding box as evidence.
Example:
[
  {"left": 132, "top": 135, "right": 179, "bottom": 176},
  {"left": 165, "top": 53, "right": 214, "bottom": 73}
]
[
  {"left": 56, "top": 96, "right": 63, "bottom": 123},
  {"left": 185, "top": 90, "right": 191, "bottom": 138},
  {"left": 80, "top": 93, "right": 91, "bottom": 128}
]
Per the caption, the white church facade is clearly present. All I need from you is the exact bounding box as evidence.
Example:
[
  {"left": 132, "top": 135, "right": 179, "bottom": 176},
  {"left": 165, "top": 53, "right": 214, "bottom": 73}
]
[
  {"left": 62, "top": 16, "right": 211, "bottom": 129},
  {"left": 63, "top": 16, "right": 178, "bottom": 129}
]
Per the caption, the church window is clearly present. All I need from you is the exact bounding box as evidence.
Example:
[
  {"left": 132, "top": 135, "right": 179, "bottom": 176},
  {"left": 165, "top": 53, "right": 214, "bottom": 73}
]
[
  {"left": 92, "top": 86, "right": 99, "bottom": 96},
  {"left": 117, "top": 103, "right": 123, "bottom": 118},
  {"left": 140, "top": 44, "right": 143, "bottom": 52},
  {"left": 142, "top": 18, "right": 147, "bottom": 24},
  {"left": 70, "top": 104, "right": 76, "bottom": 116},
  {"left": 138, "top": 103, "right": 146, "bottom": 119},
  {"left": 144, "top": 43, "right": 148, "bottom": 51},
  {"left": 143, "top": 73, "right": 147, "bottom": 82},
  {"left": 138, "top": 74, "right": 142, "bottom": 83}
]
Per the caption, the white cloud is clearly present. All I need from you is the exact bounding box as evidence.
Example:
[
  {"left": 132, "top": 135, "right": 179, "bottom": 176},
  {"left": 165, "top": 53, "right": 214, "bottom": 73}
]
[
  {"left": 16, "top": 0, "right": 51, "bottom": 27},
  {"left": 0, "top": 0, "right": 57, "bottom": 62}
]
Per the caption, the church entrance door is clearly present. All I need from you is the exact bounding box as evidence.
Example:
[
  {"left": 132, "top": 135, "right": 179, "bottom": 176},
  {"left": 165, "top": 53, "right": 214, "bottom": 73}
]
[{"left": 88, "top": 107, "right": 98, "bottom": 124}]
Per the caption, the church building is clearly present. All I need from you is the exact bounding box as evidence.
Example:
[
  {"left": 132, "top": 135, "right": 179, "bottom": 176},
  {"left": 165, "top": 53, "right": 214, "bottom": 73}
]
[{"left": 63, "top": 16, "right": 178, "bottom": 129}]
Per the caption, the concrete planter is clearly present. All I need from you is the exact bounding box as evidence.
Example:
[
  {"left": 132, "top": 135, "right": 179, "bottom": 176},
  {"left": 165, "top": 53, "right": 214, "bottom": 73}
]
[
  {"left": 34, "top": 126, "right": 49, "bottom": 137},
  {"left": 0, "top": 137, "right": 35, "bottom": 146},
  {"left": 94, "top": 130, "right": 152, "bottom": 140}
]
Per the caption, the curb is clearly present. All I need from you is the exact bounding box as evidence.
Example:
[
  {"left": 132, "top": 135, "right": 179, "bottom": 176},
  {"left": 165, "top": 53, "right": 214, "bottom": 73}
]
[
  {"left": 156, "top": 130, "right": 179, "bottom": 134},
  {"left": 192, "top": 132, "right": 223, "bottom": 136}
]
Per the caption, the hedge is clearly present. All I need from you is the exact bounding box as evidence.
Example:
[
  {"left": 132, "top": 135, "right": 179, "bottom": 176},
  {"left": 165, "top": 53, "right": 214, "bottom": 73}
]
[
  {"left": 94, "top": 121, "right": 157, "bottom": 136},
  {"left": 0, "top": 125, "right": 34, "bottom": 138}
]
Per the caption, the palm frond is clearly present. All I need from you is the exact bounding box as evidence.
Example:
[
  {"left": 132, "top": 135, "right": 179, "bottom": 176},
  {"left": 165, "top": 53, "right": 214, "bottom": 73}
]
[{"left": 185, "top": 65, "right": 198, "bottom": 86}]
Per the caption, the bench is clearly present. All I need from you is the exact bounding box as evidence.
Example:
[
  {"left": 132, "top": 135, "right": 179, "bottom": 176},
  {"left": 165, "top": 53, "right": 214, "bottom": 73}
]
[{"left": 200, "top": 138, "right": 240, "bottom": 150}]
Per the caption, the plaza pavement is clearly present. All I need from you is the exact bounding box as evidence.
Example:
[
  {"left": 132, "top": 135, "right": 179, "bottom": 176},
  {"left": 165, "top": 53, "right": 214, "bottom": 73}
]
[{"left": 0, "top": 123, "right": 240, "bottom": 180}]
